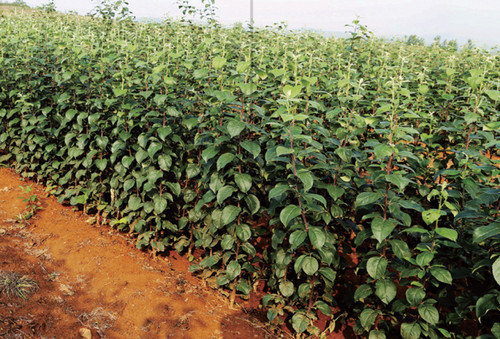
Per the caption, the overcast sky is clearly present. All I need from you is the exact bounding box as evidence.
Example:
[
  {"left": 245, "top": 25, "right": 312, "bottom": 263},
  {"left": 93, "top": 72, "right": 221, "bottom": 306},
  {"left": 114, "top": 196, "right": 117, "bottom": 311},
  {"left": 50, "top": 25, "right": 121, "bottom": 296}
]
[{"left": 23, "top": 0, "right": 500, "bottom": 46}]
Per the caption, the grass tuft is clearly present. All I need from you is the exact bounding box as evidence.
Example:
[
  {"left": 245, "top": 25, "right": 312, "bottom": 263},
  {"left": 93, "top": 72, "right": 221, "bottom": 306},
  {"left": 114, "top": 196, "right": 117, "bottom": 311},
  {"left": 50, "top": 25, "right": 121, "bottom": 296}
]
[{"left": 0, "top": 271, "right": 38, "bottom": 299}]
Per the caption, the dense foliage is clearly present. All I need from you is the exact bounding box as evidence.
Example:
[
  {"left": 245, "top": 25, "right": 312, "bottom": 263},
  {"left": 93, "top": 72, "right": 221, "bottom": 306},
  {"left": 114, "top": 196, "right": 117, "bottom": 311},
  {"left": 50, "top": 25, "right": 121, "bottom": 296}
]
[{"left": 0, "top": 10, "right": 499, "bottom": 338}]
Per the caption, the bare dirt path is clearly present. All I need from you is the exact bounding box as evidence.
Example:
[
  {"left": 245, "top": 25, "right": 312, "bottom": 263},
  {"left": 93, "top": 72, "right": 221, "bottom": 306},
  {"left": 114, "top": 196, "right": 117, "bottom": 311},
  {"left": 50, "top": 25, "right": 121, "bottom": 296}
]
[{"left": 0, "top": 167, "right": 274, "bottom": 339}]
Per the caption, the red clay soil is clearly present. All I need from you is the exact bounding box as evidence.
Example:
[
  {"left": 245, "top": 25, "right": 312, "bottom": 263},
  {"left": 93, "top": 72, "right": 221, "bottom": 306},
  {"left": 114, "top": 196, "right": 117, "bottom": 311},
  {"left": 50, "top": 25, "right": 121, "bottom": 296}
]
[{"left": 0, "top": 167, "right": 277, "bottom": 339}]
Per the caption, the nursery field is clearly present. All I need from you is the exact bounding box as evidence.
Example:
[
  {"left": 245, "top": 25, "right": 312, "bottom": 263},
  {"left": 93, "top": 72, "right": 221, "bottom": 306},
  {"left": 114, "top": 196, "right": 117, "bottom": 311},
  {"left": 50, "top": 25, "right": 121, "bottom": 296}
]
[{"left": 0, "top": 8, "right": 499, "bottom": 338}]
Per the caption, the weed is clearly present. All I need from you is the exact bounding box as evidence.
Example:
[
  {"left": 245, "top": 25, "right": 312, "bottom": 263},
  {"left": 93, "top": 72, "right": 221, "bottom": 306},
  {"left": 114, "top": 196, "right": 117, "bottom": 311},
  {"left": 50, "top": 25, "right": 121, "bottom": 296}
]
[
  {"left": 0, "top": 271, "right": 38, "bottom": 299},
  {"left": 16, "top": 185, "right": 43, "bottom": 225}
]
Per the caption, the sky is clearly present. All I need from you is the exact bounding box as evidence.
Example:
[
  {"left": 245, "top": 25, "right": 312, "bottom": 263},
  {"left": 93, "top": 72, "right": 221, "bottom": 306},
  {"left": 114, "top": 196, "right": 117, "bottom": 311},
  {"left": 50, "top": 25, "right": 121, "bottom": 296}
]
[{"left": 23, "top": 0, "right": 500, "bottom": 46}]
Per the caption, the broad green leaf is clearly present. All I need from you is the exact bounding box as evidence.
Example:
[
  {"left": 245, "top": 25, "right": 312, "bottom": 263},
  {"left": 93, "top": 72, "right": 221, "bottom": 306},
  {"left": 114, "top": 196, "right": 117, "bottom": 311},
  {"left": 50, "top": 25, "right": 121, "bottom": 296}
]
[
  {"left": 389, "top": 239, "right": 412, "bottom": 259},
  {"left": 289, "top": 230, "right": 307, "bottom": 249},
  {"left": 308, "top": 227, "right": 326, "bottom": 249},
  {"left": 374, "top": 144, "right": 393, "bottom": 159},
  {"left": 200, "top": 255, "right": 220, "bottom": 268},
  {"left": 302, "top": 256, "right": 319, "bottom": 275},
  {"left": 430, "top": 267, "right": 452, "bottom": 284},
  {"left": 280, "top": 204, "right": 302, "bottom": 226},
  {"left": 435, "top": 227, "right": 458, "bottom": 242},
  {"left": 422, "top": 209, "right": 443, "bottom": 225},
  {"left": 319, "top": 267, "right": 336, "bottom": 282},
  {"left": 221, "top": 205, "right": 240, "bottom": 226},
  {"left": 239, "top": 82, "right": 257, "bottom": 96},
  {"left": 406, "top": 287, "right": 425, "bottom": 306},
  {"left": 375, "top": 279, "right": 396, "bottom": 304},
  {"left": 418, "top": 304, "right": 439, "bottom": 325},
  {"left": 327, "top": 185, "right": 344, "bottom": 200},
  {"left": 371, "top": 217, "right": 396, "bottom": 243},
  {"left": 158, "top": 155, "right": 172, "bottom": 171},
  {"left": 400, "top": 322, "right": 421, "bottom": 339},
  {"left": 476, "top": 294, "right": 498, "bottom": 319},
  {"left": 153, "top": 196, "right": 167, "bottom": 214},
  {"left": 202, "top": 146, "right": 218, "bottom": 162},
  {"left": 128, "top": 196, "right": 142, "bottom": 211},
  {"left": 221, "top": 234, "right": 234, "bottom": 250},
  {"left": 279, "top": 280, "right": 295, "bottom": 297},
  {"left": 297, "top": 171, "right": 314, "bottom": 192},
  {"left": 235, "top": 173, "right": 252, "bottom": 193},
  {"left": 356, "top": 192, "right": 383, "bottom": 207},
  {"left": 416, "top": 252, "right": 434, "bottom": 267},
  {"left": 493, "top": 257, "right": 500, "bottom": 286},
  {"left": 226, "top": 260, "right": 241, "bottom": 280},
  {"left": 291, "top": 312, "right": 308, "bottom": 333},
  {"left": 217, "top": 153, "right": 235, "bottom": 171},
  {"left": 157, "top": 126, "right": 172, "bottom": 141},
  {"left": 236, "top": 223, "right": 251, "bottom": 242},
  {"left": 283, "top": 85, "right": 302, "bottom": 99},
  {"left": 354, "top": 284, "right": 373, "bottom": 301},
  {"left": 360, "top": 308, "right": 380, "bottom": 330},
  {"left": 366, "top": 256, "right": 387, "bottom": 279},
  {"left": 244, "top": 194, "right": 260, "bottom": 215},
  {"left": 369, "top": 330, "right": 386, "bottom": 339},
  {"left": 217, "top": 185, "right": 236, "bottom": 204},
  {"left": 227, "top": 120, "right": 246, "bottom": 138},
  {"left": 315, "top": 300, "right": 332, "bottom": 316},
  {"left": 386, "top": 174, "right": 412, "bottom": 191},
  {"left": 492, "top": 322, "right": 500, "bottom": 338},
  {"left": 135, "top": 148, "right": 148, "bottom": 164},
  {"left": 485, "top": 90, "right": 500, "bottom": 101},
  {"left": 473, "top": 223, "right": 500, "bottom": 243},
  {"left": 241, "top": 140, "right": 261, "bottom": 158},
  {"left": 95, "top": 159, "right": 107, "bottom": 171},
  {"left": 212, "top": 56, "right": 226, "bottom": 69},
  {"left": 269, "top": 184, "right": 290, "bottom": 200}
]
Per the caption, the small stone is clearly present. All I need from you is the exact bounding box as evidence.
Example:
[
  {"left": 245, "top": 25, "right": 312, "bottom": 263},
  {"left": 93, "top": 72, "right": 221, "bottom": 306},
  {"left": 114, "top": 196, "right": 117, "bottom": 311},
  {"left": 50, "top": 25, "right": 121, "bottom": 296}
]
[{"left": 79, "top": 327, "right": 92, "bottom": 339}]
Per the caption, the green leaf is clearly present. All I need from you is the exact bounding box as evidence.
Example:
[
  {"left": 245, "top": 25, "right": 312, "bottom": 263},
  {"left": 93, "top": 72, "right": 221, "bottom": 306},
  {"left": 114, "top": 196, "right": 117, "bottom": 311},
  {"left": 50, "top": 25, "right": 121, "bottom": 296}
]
[
  {"left": 297, "top": 171, "right": 314, "bottom": 192},
  {"left": 235, "top": 173, "right": 252, "bottom": 193},
  {"left": 236, "top": 223, "right": 251, "bottom": 242},
  {"left": 315, "top": 300, "right": 332, "bottom": 316},
  {"left": 476, "top": 294, "right": 498, "bottom": 319},
  {"left": 416, "top": 252, "right": 434, "bottom": 267},
  {"left": 374, "top": 144, "right": 393, "bottom": 160},
  {"left": 430, "top": 267, "right": 452, "bottom": 284},
  {"left": 366, "top": 256, "right": 387, "bottom": 279},
  {"left": 435, "top": 228, "right": 458, "bottom": 242},
  {"left": 493, "top": 257, "right": 500, "bottom": 286},
  {"left": 280, "top": 205, "right": 302, "bottom": 227},
  {"left": 473, "top": 223, "right": 500, "bottom": 243},
  {"left": 400, "top": 322, "right": 421, "bottom": 339},
  {"left": 386, "top": 174, "right": 412, "bottom": 191},
  {"left": 135, "top": 148, "right": 148, "bottom": 164},
  {"left": 227, "top": 120, "right": 246, "bottom": 138},
  {"left": 221, "top": 205, "right": 241, "bottom": 226},
  {"left": 369, "top": 330, "right": 386, "bottom": 339},
  {"left": 226, "top": 260, "right": 241, "bottom": 280},
  {"left": 356, "top": 192, "right": 383, "bottom": 207},
  {"left": 375, "top": 279, "right": 396, "bottom": 304},
  {"left": 389, "top": 239, "right": 412, "bottom": 259},
  {"left": 95, "top": 159, "right": 107, "bottom": 171},
  {"left": 244, "top": 194, "right": 260, "bottom": 215},
  {"left": 308, "top": 227, "right": 326, "bottom": 249},
  {"left": 217, "top": 153, "right": 235, "bottom": 171},
  {"left": 202, "top": 146, "right": 218, "bottom": 162},
  {"left": 319, "top": 267, "right": 336, "bottom": 282},
  {"left": 371, "top": 217, "right": 396, "bottom": 243},
  {"left": 291, "top": 312, "right": 308, "bottom": 333},
  {"left": 241, "top": 140, "right": 261, "bottom": 158},
  {"left": 354, "top": 284, "right": 373, "bottom": 301},
  {"left": 269, "top": 184, "right": 290, "bottom": 200},
  {"left": 327, "top": 185, "right": 344, "bottom": 200},
  {"left": 406, "top": 287, "right": 425, "bottom": 306},
  {"left": 418, "top": 304, "right": 439, "bottom": 325},
  {"left": 217, "top": 185, "right": 236, "bottom": 204},
  {"left": 128, "top": 196, "right": 142, "bottom": 211},
  {"left": 491, "top": 322, "right": 500, "bottom": 338},
  {"left": 289, "top": 230, "right": 307, "bottom": 249},
  {"left": 153, "top": 196, "right": 167, "bottom": 214},
  {"left": 157, "top": 126, "right": 172, "bottom": 141},
  {"left": 360, "top": 308, "right": 380, "bottom": 331},
  {"left": 239, "top": 83, "right": 257, "bottom": 96},
  {"left": 422, "top": 209, "right": 443, "bottom": 225},
  {"left": 200, "top": 255, "right": 220, "bottom": 268},
  {"left": 279, "top": 280, "right": 295, "bottom": 297},
  {"left": 283, "top": 85, "right": 302, "bottom": 99},
  {"left": 158, "top": 155, "right": 172, "bottom": 171},
  {"left": 485, "top": 90, "right": 500, "bottom": 101},
  {"left": 212, "top": 56, "right": 226, "bottom": 69},
  {"left": 221, "top": 234, "right": 234, "bottom": 250},
  {"left": 302, "top": 256, "right": 319, "bottom": 275}
]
